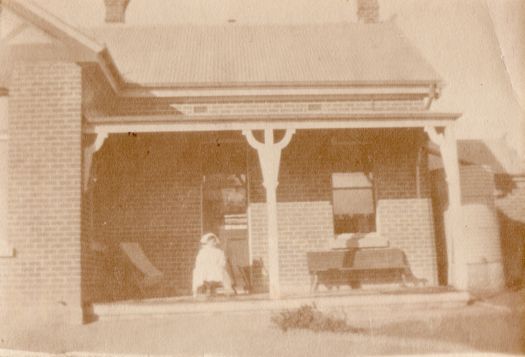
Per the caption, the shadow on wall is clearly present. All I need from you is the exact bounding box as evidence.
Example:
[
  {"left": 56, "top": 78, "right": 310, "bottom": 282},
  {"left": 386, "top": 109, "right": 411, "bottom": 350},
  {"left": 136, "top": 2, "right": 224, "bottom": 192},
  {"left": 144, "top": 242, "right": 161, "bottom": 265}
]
[
  {"left": 495, "top": 174, "right": 525, "bottom": 289},
  {"left": 498, "top": 211, "right": 525, "bottom": 288},
  {"left": 429, "top": 168, "right": 448, "bottom": 286}
]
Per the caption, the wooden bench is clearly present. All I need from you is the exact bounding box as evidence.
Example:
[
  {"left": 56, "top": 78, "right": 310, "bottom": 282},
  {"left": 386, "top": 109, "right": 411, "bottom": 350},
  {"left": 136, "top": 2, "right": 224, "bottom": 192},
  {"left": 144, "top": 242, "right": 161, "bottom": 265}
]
[{"left": 306, "top": 248, "right": 426, "bottom": 292}]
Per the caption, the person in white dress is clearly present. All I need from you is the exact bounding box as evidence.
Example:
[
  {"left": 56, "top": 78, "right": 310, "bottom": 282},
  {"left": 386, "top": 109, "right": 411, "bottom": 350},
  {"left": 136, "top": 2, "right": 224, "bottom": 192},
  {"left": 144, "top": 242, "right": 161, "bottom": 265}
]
[{"left": 192, "top": 233, "right": 233, "bottom": 297}]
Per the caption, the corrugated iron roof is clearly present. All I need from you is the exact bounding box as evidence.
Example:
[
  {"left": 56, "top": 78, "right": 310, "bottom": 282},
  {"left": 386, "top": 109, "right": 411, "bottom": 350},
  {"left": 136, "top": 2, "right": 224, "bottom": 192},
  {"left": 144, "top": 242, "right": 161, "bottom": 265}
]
[{"left": 85, "top": 21, "right": 441, "bottom": 87}]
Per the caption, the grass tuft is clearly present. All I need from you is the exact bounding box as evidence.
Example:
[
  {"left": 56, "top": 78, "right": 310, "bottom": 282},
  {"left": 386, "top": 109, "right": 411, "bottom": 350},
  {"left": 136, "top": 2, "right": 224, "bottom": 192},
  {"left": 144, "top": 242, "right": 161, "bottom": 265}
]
[{"left": 271, "top": 304, "right": 363, "bottom": 333}]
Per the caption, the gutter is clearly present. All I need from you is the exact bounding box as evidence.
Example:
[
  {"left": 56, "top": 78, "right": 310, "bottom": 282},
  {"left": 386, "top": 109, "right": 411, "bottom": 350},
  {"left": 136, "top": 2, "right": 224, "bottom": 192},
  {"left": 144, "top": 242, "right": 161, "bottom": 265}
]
[{"left": 117, "top": 82, "right": 441, "bottom": 100}]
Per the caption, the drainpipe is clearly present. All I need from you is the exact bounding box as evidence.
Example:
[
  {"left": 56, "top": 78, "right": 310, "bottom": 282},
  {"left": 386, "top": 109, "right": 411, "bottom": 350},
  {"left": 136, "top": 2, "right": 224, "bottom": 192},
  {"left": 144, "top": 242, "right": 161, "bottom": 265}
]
[
  {"left": 416, "top": 146, "right": 423, "bottom": 198},
  {"left": 425, "top": 83, "right": 441, "bottom": 110},
  {"left": 0, "top": 89, "right": 14, "bottom": 257}
]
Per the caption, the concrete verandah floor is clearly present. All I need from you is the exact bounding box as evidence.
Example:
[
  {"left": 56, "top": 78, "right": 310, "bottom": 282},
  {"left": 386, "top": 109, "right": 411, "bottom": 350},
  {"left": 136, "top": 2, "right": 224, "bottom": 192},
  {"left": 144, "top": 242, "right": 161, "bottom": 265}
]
[{"left": 91, "top": 286, "right": 470, "bottom": 320}]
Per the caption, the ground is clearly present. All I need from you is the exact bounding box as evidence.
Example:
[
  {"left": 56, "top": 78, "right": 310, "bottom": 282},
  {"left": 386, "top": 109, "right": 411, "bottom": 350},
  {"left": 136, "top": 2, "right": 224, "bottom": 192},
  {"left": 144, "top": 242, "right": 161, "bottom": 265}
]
[{"left": 0, "top": 289, "right": 523, "bottom": 356}]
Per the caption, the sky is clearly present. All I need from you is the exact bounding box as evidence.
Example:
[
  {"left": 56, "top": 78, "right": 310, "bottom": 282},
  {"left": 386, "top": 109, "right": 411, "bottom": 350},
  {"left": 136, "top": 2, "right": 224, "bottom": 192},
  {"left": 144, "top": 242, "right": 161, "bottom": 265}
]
[{"left": 27, "top": 0, "right": 525, "bottom": 154}]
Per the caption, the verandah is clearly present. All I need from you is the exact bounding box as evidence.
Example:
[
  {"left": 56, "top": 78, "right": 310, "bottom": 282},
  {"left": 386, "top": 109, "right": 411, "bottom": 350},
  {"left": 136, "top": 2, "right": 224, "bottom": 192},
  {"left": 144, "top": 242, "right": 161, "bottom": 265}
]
[{"left": 81, "top": 114, "right": 464, "bottom": 302}]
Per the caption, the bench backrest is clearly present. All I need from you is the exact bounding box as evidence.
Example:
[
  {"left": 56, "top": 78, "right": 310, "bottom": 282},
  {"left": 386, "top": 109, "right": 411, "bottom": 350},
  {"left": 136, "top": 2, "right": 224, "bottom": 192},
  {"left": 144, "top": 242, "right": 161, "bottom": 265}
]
[{"left": 307, "top": 248, "right": 407, "bottom": 272}]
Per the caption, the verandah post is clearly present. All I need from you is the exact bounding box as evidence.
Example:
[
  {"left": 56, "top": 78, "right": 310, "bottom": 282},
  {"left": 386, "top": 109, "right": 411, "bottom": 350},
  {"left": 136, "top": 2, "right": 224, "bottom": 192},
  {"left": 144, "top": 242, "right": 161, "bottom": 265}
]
[
  {"left": 425, "top": 124, "right": 468, "bottom": 290},
  {"left": 243, "top": 128, "right": 295, "bottom": 299},
  {"left": 441, "top": 125, "right": 469, "bottom": 289}
]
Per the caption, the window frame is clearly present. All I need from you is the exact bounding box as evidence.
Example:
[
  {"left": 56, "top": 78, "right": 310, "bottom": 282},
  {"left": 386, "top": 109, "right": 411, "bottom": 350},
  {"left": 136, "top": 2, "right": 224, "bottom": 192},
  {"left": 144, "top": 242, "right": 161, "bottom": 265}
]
[{"left": 329, "top": 143, "right": 378, "bottom": 239}]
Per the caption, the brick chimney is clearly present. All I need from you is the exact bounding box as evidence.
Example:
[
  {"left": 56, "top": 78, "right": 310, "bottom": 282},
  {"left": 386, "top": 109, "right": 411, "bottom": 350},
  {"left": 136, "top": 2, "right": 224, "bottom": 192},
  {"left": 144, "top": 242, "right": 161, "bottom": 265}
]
[
  {"left": 357, "top": 0, "right": 379, "bottom": 23},
  {"left": 104, "top": 0, "right": 130, "bottom": 23}
]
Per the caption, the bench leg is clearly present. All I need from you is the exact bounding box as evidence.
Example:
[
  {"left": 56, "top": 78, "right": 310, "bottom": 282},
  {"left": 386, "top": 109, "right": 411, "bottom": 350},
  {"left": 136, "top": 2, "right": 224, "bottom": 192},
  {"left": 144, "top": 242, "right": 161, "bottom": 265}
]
[
  {"left": 401, "top": 269, "right": 428, "bottom": 287},
  {"left": 310, "top": 273, "right": 319, "bottom": 293},
  {"left": 400, "top": 271, "right": 409, "bottom": 288}
]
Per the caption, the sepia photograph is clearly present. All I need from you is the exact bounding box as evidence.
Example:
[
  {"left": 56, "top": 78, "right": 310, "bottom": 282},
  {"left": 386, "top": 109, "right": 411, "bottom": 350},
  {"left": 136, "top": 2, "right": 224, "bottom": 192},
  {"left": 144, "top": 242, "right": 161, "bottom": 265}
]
[{"left": 0, "top": 0, "right": 524, "bottom": 356}]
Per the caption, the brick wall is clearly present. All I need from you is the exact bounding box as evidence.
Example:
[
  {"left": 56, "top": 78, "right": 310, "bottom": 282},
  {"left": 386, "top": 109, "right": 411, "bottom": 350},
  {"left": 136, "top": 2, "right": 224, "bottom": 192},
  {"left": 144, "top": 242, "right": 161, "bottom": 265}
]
[
  {"left": 91, "top": 133, "right": 204, "bottom": 299},
  {"left": 377, "top": 199, "right": 437, "bottom": 284},
  {"left": 80, "top": 66, "right": 120, "bottom": 305},
  {"left": 169, "top": 99, "right": 426, "bottom": 117},
  {"left": 248, "top": 131, "right": 335, "bottom": 292},
  {"left": 374, "top": 133, "right": 438, "bottom": 285},
  {"left": 92, "top": 96, "right": 426, "bottom": 117},
  {"left": 0, "top": 62, "right": 83, "bottom": 322}
]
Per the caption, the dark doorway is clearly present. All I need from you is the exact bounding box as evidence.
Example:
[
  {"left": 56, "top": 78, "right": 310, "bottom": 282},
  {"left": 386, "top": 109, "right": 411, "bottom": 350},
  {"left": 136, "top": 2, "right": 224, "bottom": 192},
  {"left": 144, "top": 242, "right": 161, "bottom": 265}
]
[{"left": 201, "top": 142, "right": 250, "bottom": 292}]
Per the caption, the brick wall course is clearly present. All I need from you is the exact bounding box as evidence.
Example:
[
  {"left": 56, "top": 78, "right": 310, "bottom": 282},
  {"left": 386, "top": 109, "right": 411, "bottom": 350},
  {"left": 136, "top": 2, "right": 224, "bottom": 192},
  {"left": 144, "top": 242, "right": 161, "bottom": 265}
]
[
  {"left": 83, "top": 89, "right": 425, "bottom": 118},
  {"left": 91, "top": 133, "right": 205, "bottom": 298}
]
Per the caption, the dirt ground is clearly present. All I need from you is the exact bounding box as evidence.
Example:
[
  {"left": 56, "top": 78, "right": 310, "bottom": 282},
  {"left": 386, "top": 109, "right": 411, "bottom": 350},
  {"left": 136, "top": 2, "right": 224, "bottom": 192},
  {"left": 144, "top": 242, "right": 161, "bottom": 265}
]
[{"left": 0, "top": 289, "right": 523, "bottom": 356}]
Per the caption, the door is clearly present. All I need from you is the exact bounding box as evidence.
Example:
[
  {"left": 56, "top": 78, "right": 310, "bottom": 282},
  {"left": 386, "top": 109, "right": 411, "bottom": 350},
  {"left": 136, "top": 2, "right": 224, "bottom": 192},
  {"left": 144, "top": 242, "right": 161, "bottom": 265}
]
[{"left": 201, "top": 142, "right": 250, "bottom": 292}]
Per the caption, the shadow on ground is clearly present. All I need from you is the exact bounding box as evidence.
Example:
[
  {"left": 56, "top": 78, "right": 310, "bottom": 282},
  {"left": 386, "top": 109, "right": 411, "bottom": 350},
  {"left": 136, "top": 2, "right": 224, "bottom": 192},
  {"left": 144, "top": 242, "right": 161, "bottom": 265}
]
[{"left": 375, "top": 305, "right": 524, "bottom": 354}]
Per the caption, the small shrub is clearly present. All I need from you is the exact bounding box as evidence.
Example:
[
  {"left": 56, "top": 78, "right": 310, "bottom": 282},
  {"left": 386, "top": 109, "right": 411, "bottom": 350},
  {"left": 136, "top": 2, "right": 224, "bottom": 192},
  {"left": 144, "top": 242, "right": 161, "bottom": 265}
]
[{"left": 271, "top": 304, "right": 360, "bottom": 333}]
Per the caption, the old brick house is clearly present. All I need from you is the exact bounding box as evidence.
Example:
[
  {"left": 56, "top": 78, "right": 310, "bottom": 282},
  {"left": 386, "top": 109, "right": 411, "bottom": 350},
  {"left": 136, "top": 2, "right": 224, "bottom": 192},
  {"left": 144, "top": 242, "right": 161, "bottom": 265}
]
[{"left": 0, "top": 0, "right": 512, "bottom": 323}]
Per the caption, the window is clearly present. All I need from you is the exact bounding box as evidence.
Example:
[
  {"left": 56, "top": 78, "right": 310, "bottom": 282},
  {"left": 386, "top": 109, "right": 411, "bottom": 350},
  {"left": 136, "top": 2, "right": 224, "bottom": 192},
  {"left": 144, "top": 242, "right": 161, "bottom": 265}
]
[{"left": 331, "top": 145, "right": 376, "bottom": 235}]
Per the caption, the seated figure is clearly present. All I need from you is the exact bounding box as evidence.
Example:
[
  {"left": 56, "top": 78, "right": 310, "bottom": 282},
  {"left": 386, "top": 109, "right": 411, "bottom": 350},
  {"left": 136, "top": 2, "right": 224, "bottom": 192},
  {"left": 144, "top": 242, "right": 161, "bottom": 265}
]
[{"left": 192, "top": 233, "right": 233, "bottom": 297}]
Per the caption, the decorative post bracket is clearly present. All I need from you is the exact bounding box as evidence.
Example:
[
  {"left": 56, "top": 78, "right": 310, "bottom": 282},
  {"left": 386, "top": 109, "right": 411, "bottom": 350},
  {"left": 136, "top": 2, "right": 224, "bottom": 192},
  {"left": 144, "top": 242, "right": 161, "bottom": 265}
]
[
  {"left": 83, "top": 130, "right": 108, "bottom": 192},
  {"left": 425, "top": 125, "right": 468, "bottom": 290},
  {"left": 243, "top": 128, "right": 295, "bottom": 299}
]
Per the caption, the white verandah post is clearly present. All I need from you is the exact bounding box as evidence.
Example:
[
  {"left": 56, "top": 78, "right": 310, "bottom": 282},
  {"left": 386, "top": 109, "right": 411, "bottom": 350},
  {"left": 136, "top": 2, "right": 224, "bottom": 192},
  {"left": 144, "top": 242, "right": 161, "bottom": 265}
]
[
  {"left": 243, "top": 128, "right": 295, "bottom": 299},
  {"left": 425, "top": 124, "right": 468, "bottom": 290}
]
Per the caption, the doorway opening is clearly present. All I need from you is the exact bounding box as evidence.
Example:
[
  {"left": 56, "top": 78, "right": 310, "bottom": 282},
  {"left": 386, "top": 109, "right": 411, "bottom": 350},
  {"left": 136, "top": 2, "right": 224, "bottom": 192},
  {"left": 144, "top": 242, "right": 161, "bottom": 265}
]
[{"left": 201, "top": 141, "right": 251, "bottom": 293}]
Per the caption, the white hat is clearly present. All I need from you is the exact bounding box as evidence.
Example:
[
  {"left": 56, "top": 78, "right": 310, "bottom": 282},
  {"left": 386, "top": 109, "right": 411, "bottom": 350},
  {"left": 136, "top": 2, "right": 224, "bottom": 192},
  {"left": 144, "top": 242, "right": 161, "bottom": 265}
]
[{"left": 200, "top": 233, "right": 218, "bottom": 245}]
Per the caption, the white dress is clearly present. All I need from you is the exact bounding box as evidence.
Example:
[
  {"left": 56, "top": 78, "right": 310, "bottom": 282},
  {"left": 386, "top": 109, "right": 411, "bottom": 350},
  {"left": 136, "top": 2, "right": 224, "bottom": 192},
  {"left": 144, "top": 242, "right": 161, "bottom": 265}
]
[{"left": 192, "top": 244, "right": 232, "bottom": 295}]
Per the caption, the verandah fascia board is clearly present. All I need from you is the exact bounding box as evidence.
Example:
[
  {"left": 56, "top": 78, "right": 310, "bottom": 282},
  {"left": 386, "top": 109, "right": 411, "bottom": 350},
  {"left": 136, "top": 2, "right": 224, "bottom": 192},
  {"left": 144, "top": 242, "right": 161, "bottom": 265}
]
[{"left": 84, "top": 112, "right": 460, "bottom": 134}]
